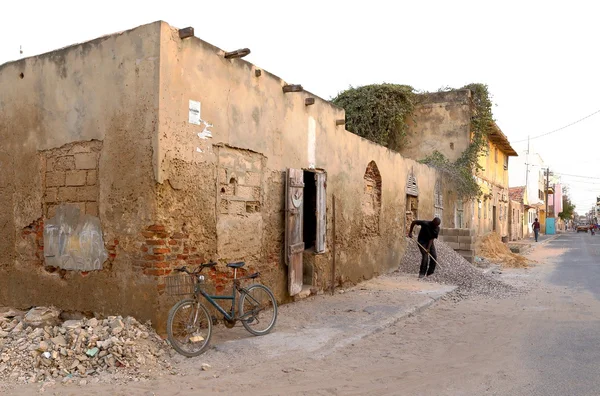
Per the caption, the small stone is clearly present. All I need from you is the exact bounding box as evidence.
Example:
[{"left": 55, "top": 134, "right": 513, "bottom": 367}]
[
  {"left": 51, "top": 335, "right": 67, "bottom": 347},
  {"left": 38, "top": 341, "right": 49, "bottom": 352},
  {"left": 79, "top": 379, "right": 88, "bottom": 386},
  {"left": 111, "top": 327, "right": 123, "bottom": 336},
  {"left": 201, "top": 363, "right": 211, "bottom": 371},
  {"left": 86, "top": 347, "right": 99, "bottom": 357},
  {"left": 62, "top": 320, "right": 83, "bottom": 330}
]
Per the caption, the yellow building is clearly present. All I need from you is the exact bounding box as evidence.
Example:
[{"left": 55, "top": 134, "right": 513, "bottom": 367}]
[
  {"left": 402, "top": 90, "right": 518, "bottom": 239},
  {"left": 473, "top": 125, "right": 518, "bottom": 240}
]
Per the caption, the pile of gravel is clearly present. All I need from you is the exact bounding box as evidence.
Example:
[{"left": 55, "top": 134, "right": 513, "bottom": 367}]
[
  {"left": 0, "top": 306, "right": 173, "bottom": 385},
  {"left": 398, "top": 238, "right": 517, "bottom": 299}
]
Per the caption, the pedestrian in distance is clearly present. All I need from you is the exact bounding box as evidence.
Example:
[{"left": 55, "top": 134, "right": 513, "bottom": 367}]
[
  {"left": 408, "top": 217, "right": 441, "bottom": 278},
  {"left": 533, "top": 218, "right": 541, "bottom": 242}
]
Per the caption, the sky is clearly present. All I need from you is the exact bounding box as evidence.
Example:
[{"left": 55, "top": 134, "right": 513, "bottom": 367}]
[{"left": 1, "top": 0, "right": 598, "bottom": 214}]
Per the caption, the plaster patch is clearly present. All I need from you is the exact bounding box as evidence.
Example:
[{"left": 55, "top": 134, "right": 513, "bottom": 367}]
[
  {"left": 44, "top": 204, "right": 108, "bottom": 271},
  {"left": 196, "top": 119, "right": 214, "bottom": 153}
]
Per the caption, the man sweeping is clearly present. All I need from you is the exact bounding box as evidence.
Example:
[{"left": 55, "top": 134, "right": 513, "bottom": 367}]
[{"left": 407, "top": 217, "right": 441, "bottom": 278}]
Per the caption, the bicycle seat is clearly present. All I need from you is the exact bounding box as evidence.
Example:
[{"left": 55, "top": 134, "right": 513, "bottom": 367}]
[{"left": 227, "top": 261, "right": 245, "bottom": 268}]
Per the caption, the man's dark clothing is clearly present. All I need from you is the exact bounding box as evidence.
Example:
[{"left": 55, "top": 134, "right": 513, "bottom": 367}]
[
  {"left": 414, "top": 220, "right": 440, "bottom": 276},
  {"left": 418, "top": 242, "right": 437, "bottom": 276},
  {"left": 533, "top": 221, "right": 540, "bottom": 242}
]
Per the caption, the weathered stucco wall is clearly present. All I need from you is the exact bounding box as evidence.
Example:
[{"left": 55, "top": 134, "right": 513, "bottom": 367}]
[
  {"left": 0, "top": 21, "right": 461, "bottom": 331},
  {"left": 0, "top": 22, "right": 162, "bottom": 322},
  {"left": 403, "top": 90, "right": 472, "bottom": 163},
  {"left": 154, "top": 22, "right": 456, "bottom": 309}
]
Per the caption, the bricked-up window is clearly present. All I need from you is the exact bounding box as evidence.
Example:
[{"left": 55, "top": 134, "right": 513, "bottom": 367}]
[
  {"left": 43, "top": 140, "right": 101, "bottom": 219},
  {"left": 362, "top": 161, "right": 382, "bottom": 236},
  {"left": 41, "top": 141, "right": 105, "bottom": 271}
]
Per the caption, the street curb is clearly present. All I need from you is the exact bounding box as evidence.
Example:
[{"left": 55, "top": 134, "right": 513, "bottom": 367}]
[{"left": 328, "top": 287, "right": 456, "bottom": 354}]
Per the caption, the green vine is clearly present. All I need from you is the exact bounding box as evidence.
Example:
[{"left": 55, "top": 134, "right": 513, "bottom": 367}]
[
  {"left": 331, "top": 84, "right": 418, "bottom": 150},
  {"left": 420, "top": 83, "right": 495, "bottom": 199},
  {"left": 331, "top": 82, "right": 495, "bottom": 200}
]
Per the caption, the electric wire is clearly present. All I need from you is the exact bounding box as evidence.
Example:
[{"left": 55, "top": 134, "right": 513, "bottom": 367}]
[{"left": 511, "top": 108, "right": 600, "bottom": 143}]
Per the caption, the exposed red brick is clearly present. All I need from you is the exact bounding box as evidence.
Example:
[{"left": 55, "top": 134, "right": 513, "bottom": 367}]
[
  {"left": 113, "top": 239, "right": 119, "bottom": 245},
  {"left": 153, "top": 248, "right": 171, "bottom": 254},
  {"left": 145, "top": 254, "right": 165, "bottom": 261},
  {"left": 146, "top": 239, "right": 166, "bottom": 246},
  {"left": 80, "top": 271, "right": 89, "bottom": 277},
  {"left": 168, "top": 240, "right": 179, "bottom": 246},
  {"left": 153, "top": 262, "right": 171, "bottom": 269},
  {"left": 155, "top": 232, "right": 169, "bottom": 239},
  {"left": 171, "top": 232, "right": 188, "bottom": 239},
  {"left": 177, "top": 254, "right": 189, "bottom": 260},
  {"left": 147, "top": 224, "right": 165, "bottom": 232},
  {"left": 141, "top": 246, "right": 149, "bottom": 252},
  {"left": 141, "top": 231, "right": 155, "bottom": 238}
]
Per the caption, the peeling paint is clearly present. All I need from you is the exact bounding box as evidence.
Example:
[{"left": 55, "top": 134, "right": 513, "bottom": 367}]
[{"left": 44, "top": 204, "right": 108, "bottom": 271}]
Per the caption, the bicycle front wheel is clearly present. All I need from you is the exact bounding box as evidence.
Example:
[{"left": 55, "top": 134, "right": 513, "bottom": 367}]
[
  {"left": 167, "top": 298, "right": 212, "bottom": 357},
  {"left": 239, "top": 284, "right": 278, "bottom": 336}
]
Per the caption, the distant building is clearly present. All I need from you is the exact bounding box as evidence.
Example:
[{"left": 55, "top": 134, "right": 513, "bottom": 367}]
[{"left": 402, "top": 90, "right": 518, "bottom": 240}]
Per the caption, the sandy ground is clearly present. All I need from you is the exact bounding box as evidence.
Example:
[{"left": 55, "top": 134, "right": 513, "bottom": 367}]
[{"left": 6, "top": 236, "right": 589, "bottom": 395}]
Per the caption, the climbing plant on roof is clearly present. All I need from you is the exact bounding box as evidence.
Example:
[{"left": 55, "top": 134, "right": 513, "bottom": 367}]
[
  {"left": 331, "top": 84, "right": 418, "bottom": 150},
  {"left": 420, "top": 83, "right": 495, "bottom": 200}
]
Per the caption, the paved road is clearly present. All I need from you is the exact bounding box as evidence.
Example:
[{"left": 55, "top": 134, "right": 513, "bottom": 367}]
[
  {"left": 524, "top": 231, "right": 600, "bottom": 396},
  {"left": 9, "top": 232, "right": 600, "bottom": 395}
]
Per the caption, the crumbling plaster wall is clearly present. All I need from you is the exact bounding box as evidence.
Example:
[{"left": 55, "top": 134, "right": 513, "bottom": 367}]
[
  {"left": 0, "top": 22, "right": 162, "bottom": 322},
  {"left": 154, "top": 22, "right": 455, "bottom": 303},
  {"left": 403, "top": 90, "right": 472, "bottom": 163}
]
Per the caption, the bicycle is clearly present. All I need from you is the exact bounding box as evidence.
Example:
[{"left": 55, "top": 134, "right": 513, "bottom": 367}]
[{"left": 165, "top": 261, "right": 278, "bottom": 357}]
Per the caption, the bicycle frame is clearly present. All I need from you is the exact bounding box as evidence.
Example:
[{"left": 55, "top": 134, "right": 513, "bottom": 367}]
[{"left": 193, "top": 268, "right": 256, "bottom": 322}]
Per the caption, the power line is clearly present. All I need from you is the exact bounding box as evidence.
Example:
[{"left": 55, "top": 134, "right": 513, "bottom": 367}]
[
  {"left": 556, "top": 172, "right": 600, "bottom": 180},
  {"left": 511, "top": 108, "right": 600, "bottom": 143}
]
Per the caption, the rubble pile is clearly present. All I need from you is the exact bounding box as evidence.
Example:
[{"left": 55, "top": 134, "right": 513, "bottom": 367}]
[
  {"left": 478, "top": 232, "right": 530, "bottom": 268},
  {"left": 398, "top": 238, "right": 517, "bottom": 299},
  {"left": 0, "top": 306, "right": 172, "bottom": 384}
]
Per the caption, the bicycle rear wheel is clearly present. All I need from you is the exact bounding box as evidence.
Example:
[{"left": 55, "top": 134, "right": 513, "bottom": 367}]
[
  {"left": 167, "top": 298, "right": 212, "bottom": 357},
  {"left": 239, "top": 284, "right": 278, "bottom": 336}
]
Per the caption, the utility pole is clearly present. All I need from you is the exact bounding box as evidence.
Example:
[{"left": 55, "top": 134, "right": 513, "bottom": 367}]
[{"left": 525, "top": 136, "right": 530, "bottom": 191}]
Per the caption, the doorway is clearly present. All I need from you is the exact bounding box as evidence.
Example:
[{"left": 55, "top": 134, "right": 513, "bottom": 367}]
[{"left": 303, "top": 170, "right": 317, "bottom": 250}]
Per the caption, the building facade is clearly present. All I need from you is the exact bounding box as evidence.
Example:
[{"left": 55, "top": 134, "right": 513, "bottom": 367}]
[
  {"left": 402, "top": 90, "right": 518, "bottom": 240},
  {"left": 0, "top": 21, "right": 459, "bottom": 330}
]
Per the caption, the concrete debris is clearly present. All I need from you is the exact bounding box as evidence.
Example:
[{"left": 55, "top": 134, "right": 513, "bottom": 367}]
[
  {"left": 0, "top": 308, "right": 173, "bottom": 384},
  {"left": 23, "top": 307, "right": 61, "bottom": 328},
  {"left": 399, "top": 239, "right": 517, "bottom": 300}
]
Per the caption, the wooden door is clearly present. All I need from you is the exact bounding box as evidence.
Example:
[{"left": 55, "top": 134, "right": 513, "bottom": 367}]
[
  {"left": 315, "top": 172, "right": 327, "bottom": 253},
  {"left": 285, "top": 169, "right": 304, "bottom": 296}
]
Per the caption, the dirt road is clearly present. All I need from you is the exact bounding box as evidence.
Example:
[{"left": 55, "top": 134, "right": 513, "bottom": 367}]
[{"left": 8, "top": 233, "right": 599, "bottom": 395}]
